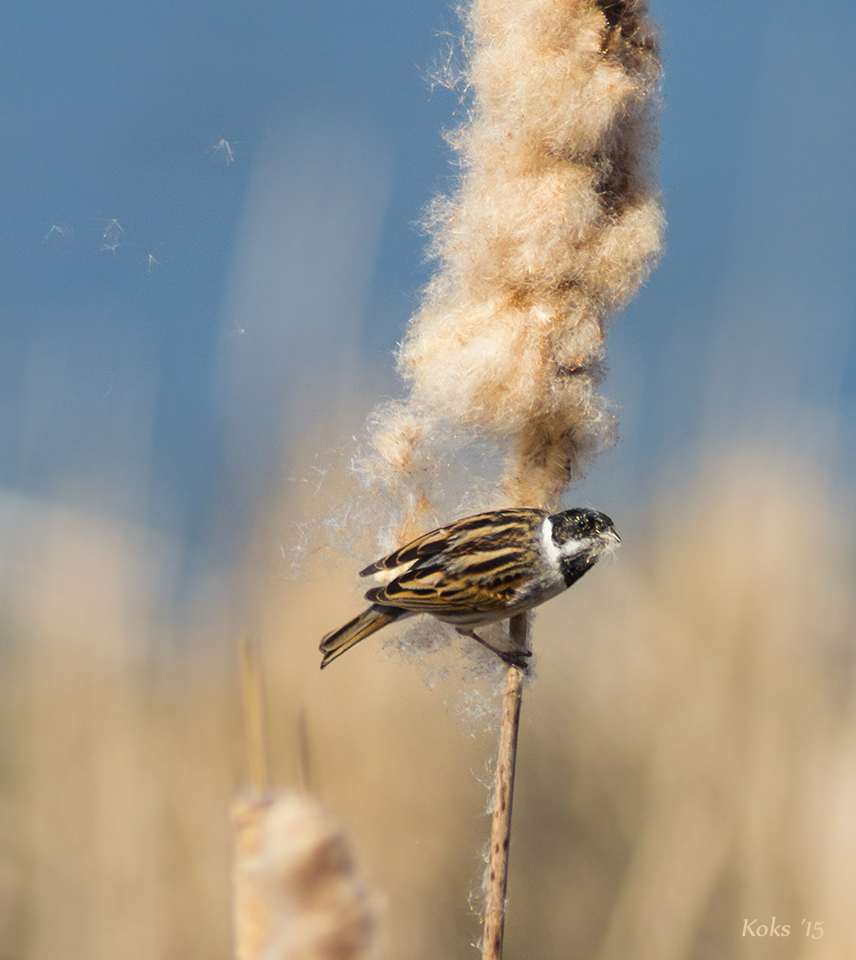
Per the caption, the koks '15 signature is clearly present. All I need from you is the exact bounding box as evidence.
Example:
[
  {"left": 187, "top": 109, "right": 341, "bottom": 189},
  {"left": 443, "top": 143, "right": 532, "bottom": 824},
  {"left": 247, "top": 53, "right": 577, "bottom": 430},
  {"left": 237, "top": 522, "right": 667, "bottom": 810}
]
[{"left": 742, "top": 918, "right": 824, "bottom": 938}]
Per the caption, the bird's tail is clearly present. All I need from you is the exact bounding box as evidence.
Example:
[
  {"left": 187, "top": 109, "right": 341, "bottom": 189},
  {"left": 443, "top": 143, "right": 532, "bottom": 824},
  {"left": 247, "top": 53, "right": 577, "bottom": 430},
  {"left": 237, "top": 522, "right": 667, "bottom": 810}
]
[{"left": 319, "top": 605, "right": 403, "bottom": 669}]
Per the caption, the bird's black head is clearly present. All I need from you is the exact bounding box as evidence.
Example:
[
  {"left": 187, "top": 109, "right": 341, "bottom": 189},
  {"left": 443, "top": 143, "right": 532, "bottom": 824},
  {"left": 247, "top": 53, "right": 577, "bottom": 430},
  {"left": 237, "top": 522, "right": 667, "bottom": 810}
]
[
  {"left": 551, "top": 508, "right": 617, "bottom": 544},
  {"left": 549, "top": 508, "right": 620, "bottom": 586}
]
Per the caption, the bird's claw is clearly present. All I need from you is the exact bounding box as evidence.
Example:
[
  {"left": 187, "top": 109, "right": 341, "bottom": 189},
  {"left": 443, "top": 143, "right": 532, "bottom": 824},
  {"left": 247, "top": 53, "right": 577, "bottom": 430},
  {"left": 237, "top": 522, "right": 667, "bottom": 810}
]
[{"left": 498, "top": 649, "right": 532, "bottom": 670}]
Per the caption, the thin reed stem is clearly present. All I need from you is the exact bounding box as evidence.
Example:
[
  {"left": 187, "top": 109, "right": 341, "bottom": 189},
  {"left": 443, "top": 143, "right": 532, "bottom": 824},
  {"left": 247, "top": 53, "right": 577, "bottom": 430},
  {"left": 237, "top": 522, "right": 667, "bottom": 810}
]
[
  {"left": 296, "top": 705, "right": 312, "bottom": 793},
  {"left": 482, "top": 613, "right": 528, "bottom": 959},
  {"left": 238, "top": 632, "right": 272, "bottom": 799}
]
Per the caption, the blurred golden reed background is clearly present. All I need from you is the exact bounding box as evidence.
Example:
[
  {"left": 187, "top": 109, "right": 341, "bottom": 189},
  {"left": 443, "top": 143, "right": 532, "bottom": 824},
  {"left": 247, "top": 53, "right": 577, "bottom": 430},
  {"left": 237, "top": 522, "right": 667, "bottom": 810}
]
[
  {"left": 5, "top": 0, "right": 856, "bottom": 956},
  {"left": 2, "top": 429, "right": 854, "bottom": 959}
]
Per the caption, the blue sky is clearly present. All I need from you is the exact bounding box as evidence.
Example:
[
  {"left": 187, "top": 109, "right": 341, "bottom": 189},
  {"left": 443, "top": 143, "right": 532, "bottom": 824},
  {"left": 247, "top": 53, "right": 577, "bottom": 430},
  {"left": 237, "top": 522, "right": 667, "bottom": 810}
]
[{"left": 2, "top": 0, "right": 855, "bottom": 581}]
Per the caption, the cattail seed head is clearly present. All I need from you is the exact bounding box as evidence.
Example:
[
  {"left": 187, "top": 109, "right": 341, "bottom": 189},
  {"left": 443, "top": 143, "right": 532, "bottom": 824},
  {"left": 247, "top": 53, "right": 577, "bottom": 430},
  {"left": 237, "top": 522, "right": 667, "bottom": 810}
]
[
  {"left": 233, "top": 793, "right": 377, "bottom": 960},
  {"left": 358, "top": 0, "right": 662, "bottom": 542}
]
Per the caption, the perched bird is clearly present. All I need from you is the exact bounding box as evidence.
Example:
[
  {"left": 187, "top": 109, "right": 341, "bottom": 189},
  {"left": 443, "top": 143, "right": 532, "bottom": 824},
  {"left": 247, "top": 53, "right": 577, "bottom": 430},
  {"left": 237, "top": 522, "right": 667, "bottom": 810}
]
[{"left": 320, "top": 506, "right": 619, "bottom": 669}]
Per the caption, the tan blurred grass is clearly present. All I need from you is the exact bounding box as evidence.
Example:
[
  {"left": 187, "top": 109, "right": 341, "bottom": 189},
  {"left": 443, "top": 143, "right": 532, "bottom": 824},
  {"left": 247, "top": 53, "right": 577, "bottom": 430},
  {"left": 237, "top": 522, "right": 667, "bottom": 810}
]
[{"left": 1, "top": 448, "right": 854, "bottom": 959}]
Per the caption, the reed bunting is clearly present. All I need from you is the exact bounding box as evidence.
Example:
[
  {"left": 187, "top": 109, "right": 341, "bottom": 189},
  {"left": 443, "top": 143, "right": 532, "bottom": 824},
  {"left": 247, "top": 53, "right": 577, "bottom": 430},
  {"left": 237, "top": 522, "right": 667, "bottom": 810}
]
[{"left": 320, "top": 506, "right": 619, "bottom": 669}]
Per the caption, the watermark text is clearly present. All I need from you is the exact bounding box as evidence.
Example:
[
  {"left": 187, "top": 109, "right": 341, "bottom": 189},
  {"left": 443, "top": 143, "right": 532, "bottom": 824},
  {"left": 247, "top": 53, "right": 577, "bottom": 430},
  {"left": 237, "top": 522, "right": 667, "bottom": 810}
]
[{"left": 742, "top": 918, "right": 824, "bottom": 938}]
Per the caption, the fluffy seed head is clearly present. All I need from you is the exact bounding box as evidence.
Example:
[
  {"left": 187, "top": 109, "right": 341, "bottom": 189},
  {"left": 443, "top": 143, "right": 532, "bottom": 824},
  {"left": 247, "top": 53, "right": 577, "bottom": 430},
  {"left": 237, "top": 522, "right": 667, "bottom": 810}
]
[{"left": 354, "top": 0, "right": 663, "bottom": 548}]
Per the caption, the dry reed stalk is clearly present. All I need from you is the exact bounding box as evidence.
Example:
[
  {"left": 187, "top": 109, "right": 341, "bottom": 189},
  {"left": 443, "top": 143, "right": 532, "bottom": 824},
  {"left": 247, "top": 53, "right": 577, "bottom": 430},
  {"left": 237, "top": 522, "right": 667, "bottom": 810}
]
[
  {"left": 482, "top": 615, "right": 528, "bottom": 960},
  {"left": 239, "top": 633, "right": 272, "bottom": 799}
]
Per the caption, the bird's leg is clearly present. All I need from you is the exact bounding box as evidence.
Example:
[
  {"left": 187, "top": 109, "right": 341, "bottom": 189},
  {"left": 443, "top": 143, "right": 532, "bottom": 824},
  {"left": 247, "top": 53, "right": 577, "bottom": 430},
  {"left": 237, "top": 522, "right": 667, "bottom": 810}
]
[{"left": 457, "top": 628, "right": 532, "bottom": 669}]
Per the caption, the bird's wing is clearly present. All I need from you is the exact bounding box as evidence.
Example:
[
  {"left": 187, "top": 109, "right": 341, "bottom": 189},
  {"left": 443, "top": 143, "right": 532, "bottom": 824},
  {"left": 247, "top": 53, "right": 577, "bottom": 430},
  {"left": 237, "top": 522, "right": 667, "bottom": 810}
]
[
  {"left": 359, "top": 508, "right": 546, "bottom": 577},
  {"left": 365, "top": 570, "right": 523, "bottom": 614},
  {"left": 366, "top": 510, "right": 543, "bottom": 614}
]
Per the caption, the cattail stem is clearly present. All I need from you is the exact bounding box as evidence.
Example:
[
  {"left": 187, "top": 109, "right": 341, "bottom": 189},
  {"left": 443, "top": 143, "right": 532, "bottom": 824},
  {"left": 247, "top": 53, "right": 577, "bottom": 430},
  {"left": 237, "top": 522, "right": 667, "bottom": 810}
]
[{"left": 482, "top": 613, "right": 528, "bottom": 959}]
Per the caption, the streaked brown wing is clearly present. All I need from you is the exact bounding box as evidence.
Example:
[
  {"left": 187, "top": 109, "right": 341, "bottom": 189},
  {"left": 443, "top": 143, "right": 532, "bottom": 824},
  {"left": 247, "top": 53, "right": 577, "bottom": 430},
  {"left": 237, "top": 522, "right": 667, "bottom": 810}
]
[
  {"left": 360, "top": 508, "right": 546, "bottom": 577},
  {"left": 364, "top": 516, "right": 543, "bottom": 614},
  {"left": 359, "top": 526, "right": 454, "bottom": 577},
  {"left": 366, "top": 573, "right": 523, "bottom": 614}
]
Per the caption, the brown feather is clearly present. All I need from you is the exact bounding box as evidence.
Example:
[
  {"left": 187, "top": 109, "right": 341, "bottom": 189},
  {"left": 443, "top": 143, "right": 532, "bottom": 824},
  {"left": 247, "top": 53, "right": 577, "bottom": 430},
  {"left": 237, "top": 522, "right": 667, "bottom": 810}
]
[{"left": 319, "top": 605, "right": 404, "bottom": 668}]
